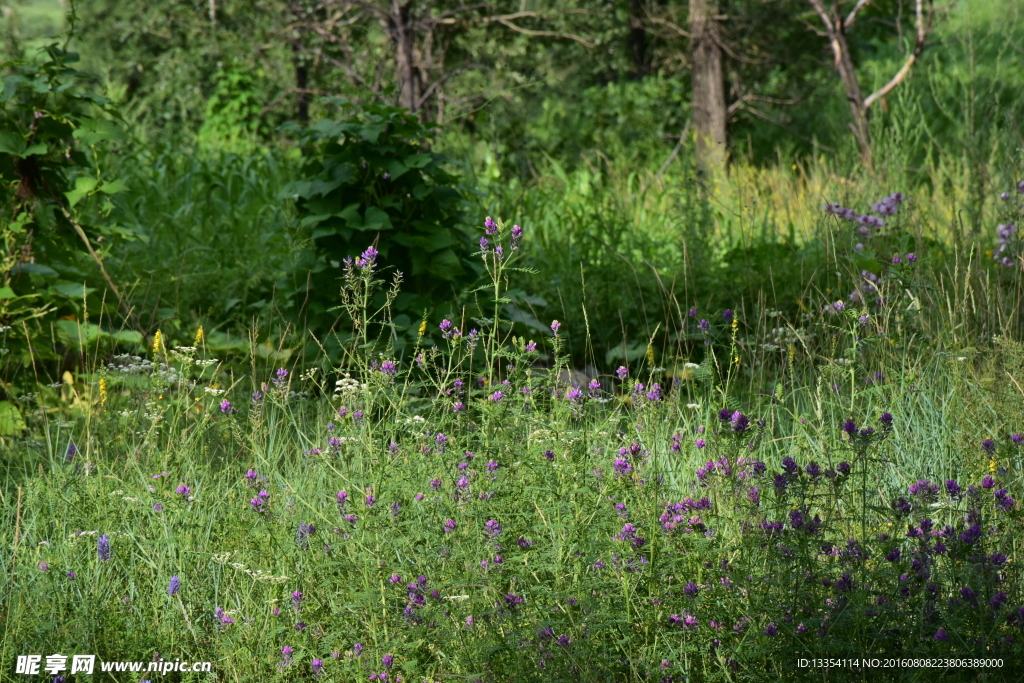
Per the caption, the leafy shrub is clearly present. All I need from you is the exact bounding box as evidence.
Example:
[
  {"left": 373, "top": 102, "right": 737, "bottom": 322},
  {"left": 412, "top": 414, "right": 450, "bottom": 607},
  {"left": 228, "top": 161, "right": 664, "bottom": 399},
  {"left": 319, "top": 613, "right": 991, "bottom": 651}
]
[
  {"left": 281, "top": 99, "right": 482, "bottom": 352},
  {"left": 1, "top": 32, "right": 140, "bottom": 388},
  {"left": 197, "top": 61, "right": 272, "bottom": 153}
]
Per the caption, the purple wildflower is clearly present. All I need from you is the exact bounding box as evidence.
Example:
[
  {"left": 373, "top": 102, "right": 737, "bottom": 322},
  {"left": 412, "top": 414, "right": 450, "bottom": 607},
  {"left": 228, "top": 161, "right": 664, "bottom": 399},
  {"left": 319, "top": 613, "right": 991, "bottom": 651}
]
[{"left": 97, "top": 534, "right": 110, "bottom": 562}]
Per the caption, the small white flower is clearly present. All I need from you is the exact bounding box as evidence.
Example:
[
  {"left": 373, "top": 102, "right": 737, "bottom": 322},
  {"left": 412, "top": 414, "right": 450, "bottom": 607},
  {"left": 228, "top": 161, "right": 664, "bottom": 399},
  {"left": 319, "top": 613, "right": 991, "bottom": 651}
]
[{"left": 686, "top": 403, "right": 701, "bottom": 409}]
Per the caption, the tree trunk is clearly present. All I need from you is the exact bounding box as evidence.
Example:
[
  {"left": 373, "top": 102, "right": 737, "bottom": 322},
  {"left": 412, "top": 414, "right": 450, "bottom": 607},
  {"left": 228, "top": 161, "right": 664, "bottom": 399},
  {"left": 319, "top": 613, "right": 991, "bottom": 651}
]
[
  {"left": 628, "top": 0, "right": 647, "bottom": 78},
  {"left": 390, "top": 0, "right": 422, "bottom": 119},
  {"left": 827, "top": 27, "right": 871, "bottom": 164},
  {"left": 689, "top": 0, "right": 727, "bottom": 171},
  {"left": 293, "top": 43, "right": 309, "bottom": 126}
]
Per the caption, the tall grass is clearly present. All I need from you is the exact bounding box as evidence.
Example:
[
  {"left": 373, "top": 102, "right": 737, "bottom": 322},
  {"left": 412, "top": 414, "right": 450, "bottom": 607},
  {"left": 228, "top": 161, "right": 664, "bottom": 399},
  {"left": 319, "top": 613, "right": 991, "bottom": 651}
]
[{"left": 1, "top": 222, "right": 1023, "bottom": 680}]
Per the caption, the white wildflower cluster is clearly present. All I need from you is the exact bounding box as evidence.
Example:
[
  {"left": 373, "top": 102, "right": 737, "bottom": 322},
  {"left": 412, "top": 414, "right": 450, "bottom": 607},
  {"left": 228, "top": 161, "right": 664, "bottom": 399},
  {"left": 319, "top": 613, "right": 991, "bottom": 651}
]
[
  {"left": 760, "top": 326, "right": 807, "bottom": 351},
  {"left": 399, "top": 415, "right": 426, "bottom": 426},
  {"left": 204, "top": 387, "right": 226, "bottom": 395},
  {"left": 300, "top": 367, "right": 318, "bottom": 381},
  {"left": 107, "top": 490, "right": 142, "bottom": 504},
  {"left": 211, "top": 553, "right": 289, "bottom": 583},
  {"left": 529, "top": 428, "right": 553, "bottom": 444},
  {"left": 169, "top": 347, "right": 196, "bottom": 365},
  {"left": 333, "top": 373, "right": 363, "bottom": 399},
  {"left": 67, "top": 530, "right": 128, "bottom": 544},
  {"left": 195, "top": 359, "right": 219, "bottom": 367}
]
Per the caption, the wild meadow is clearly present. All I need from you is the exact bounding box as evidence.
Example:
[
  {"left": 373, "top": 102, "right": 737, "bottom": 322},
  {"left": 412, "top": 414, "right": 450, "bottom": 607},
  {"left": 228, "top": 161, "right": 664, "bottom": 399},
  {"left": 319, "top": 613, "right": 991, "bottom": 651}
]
[
  {"left": 3, "top": 197, "right": 1024, "bottom": 681},
  {"left": 4, "top": 0, "right": 1024, "bottom": 680}
]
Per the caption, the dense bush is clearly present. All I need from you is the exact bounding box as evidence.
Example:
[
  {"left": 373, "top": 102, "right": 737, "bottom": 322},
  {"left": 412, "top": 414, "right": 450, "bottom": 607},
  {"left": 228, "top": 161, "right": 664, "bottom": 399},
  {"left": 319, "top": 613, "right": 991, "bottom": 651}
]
[{"left": 281, "top": 99, "right": 483, "bottom": 355}]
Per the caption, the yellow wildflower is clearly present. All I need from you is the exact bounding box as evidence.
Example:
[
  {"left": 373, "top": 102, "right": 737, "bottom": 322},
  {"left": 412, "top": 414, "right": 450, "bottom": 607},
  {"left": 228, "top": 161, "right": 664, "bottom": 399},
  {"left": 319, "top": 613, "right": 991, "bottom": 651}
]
[{"left": 152, "top": 330, "right": 163, "bottom": 355}]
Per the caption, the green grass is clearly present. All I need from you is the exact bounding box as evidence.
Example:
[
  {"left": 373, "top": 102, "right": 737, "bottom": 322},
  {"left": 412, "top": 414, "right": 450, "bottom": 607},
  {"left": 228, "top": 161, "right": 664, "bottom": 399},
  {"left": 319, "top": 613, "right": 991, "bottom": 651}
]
[{"left": 2, "top": 228, "right": 1023, "bottom": 681}]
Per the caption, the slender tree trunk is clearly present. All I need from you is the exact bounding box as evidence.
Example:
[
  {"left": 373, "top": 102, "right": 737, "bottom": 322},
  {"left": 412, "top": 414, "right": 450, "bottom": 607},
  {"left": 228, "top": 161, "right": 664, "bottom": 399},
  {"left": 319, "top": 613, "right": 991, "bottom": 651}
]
[
  {"left": 826, "top": 27, "right": 871, "bottom": 164},
  {"left": 689, "top": 0, "right": 727, "bottom": 171},
  {"left": 293, "top": 43, "right": 309, "bottom": 126},
  {"left": 390, "top": 0, "right": 422, "bottom": 119},
  {"left": 628, "top": 0, "right": 647, "bottom": 78}
]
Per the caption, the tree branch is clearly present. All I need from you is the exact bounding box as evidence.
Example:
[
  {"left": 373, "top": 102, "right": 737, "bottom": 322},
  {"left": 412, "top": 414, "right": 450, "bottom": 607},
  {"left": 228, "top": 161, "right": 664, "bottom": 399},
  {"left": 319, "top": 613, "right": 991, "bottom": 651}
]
[
  {"left": 863, "top": 0, "right": 931, "bottom": 109},
  {"left": 485, "top": 16, "right": 594, "bottom": 47},
  {"left": 844, "top": 0, "right": 873, "bottom": 29},
  {"left": 416, "top": 63, "right": 482, "bottom": 109},
  {"left": 805, "top": 0, "right": 834, "bottom": 33}
]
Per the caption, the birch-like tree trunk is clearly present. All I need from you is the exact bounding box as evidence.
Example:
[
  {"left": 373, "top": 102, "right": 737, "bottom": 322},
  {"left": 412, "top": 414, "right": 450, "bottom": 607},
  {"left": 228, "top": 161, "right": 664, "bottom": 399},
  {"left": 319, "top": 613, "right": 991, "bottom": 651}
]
[{"left": 689, "top": 0, "right": 727, "bottom": 171}]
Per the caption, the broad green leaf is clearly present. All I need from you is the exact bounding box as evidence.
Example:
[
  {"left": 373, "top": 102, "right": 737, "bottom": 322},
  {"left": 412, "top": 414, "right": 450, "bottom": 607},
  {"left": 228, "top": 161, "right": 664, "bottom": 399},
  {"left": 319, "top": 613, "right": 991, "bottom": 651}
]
[
  {"left": 107, "top": 330, "right": 144, "bottom": 344},
  {"left": 359, "top": 122, "right": 386, "bottom": 143},
  {"left": 386, "top": 159, "right": 408, "bottom": 180},
  {"left": 1, "top": 74, "right": 27, "bottom": 102},
  {"left": 0, "top": 287, "right": 16, "bottom": 300},
  {"left": 403, "top": 153, "right": 432, "bottom": 169},
  {"left": 65, "top": 176, "right": 99, "bottom": 208},
  {"left": 307, "top": 177, "right": 345, "bottom": 198},
  {"left": 10, "top": 262, "right": 59, "bottom": 277},
  {"left": 99, "top": 179, "right": 128, "bottom": 194},
  {"left": 362, "top": 206, "right": 393, "bottom": 231},
  {"left": 72, "top": 117, "right": 126, "bottom": 146},
  {"left": 0, "top": 401, "right": 26, "bottom": 435},
  {"left": 50, "top": 283, "right": 96, "bottom": 299},
  {"left": 311, "top": 227, "right": 337, "bottom": 240},
  {"left": 0, "top": 131, "right": 26, "bottom": 156},
  {"left": 23, "top": 143, "right": 48, "bottom": 157},
  {"left": 54, "top": 320, "right": 102, "bottom": 347}
]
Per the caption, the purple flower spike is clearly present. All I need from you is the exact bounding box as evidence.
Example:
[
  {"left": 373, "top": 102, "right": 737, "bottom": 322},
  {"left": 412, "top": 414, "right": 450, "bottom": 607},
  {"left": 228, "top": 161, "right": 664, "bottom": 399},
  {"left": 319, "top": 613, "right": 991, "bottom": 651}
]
[{"left": 97, "top": 534, "right": 111, "bottom": 562}]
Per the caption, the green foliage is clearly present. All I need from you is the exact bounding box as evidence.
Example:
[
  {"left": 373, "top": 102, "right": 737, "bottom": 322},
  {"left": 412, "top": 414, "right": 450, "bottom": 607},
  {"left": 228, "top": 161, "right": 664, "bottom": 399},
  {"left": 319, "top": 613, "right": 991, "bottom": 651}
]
[
  {"left": 72, "top": 0, "right": 291, "bottom": 139},
  {"left": 197, "top": 61, "right": 272, "bottom": 153},
  {"left": 0, "top": 22, "right": 136, "bottom": 383},
  {"left": 281, "top": 99, "right": 482, "bottom": 351},
  {"left": 82, "top": 144, "right": 299, "bottom": 337},
  {"left": 3, "top": 243, "right": 1024, "bottom": 680}
]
